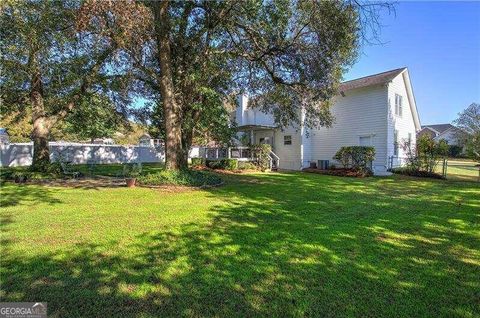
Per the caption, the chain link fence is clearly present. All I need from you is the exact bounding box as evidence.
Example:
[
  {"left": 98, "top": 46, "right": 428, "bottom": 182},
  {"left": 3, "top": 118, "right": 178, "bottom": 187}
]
[{"left": 388, "top": 156, "right": 480, "bottom": 182}]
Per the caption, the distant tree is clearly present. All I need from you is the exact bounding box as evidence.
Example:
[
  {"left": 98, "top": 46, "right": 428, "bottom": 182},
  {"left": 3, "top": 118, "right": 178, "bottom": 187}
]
[
  {"left": 79, "top": 0, "right": 392, "bottom": 170},
  {"left": 65, "top": 94, "right": 125, "bottom": 143},
  {"left": 0, "top": 111, "right": 77, "bottom": 143},
  {"left": 454, "top": 103, "right": 480, "bottom": 161},
  {"left": 113, "top": 122, "right": 149, "bottom": 145},
  {"left": 0, "top": 1, "right": 121, "bottom": 171}
]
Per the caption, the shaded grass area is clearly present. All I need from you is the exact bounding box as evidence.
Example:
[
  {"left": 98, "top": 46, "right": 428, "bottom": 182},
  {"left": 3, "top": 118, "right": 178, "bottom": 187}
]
[
  {"left": 1, "top": 172, "right": 479, "bottom": 317},
  {"left": 74, "top": 162, "right": 166, "bottom": 177},
  {"left": 0, "top": 163, "right": 166, "bottom": 180}
]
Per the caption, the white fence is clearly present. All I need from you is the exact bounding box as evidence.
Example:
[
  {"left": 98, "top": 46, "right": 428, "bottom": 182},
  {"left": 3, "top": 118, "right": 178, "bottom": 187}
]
[{"left": 0, "top": 142, "right": 166, "bottom": 167}]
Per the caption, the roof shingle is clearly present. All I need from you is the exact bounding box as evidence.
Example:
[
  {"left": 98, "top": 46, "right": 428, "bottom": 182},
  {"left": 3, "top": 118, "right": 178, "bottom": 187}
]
[
  {"left": 421, "top": 124, "right": 455, "bottom": 134},
  {"left": 339, "top": 67, "right": 406, "bottom": 92}
]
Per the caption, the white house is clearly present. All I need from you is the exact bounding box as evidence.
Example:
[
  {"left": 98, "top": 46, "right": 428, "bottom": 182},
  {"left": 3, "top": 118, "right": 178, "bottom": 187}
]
[
  {"left": 234, "top": 67, "right": 421, "bottom": 175},
  {"left": 417, "top": 124, "right": 461, "bottom": 146}
]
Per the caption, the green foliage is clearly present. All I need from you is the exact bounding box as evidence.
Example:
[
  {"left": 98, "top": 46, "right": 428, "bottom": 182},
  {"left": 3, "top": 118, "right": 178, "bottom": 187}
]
[
  {"left": 416, "top": 135, "right": 448, "bottom": 173},
  {"left": 206, "top": 159, "right": 238, "bottom": 170},
  {"left": 333, "top": 146, "right": 376, "bottom": 172},
  {"left": 191, "top": 158, "right": 205, "bottom": 167},
  {"left": 122, "top": 163, "right": 143, "bottom": 178},
  {"left": 251, "top": 144, "right": 272, "bottom": 171},
  {"left": 237, "top": 161, "right": 257, "bottom": 170},
  {"left": 391, "top": 167, "right": 444, "bottom": 179},
  {"left": 137, "top": 169, "right": 222, "bottom": 187},
  {"left": 453, "top": 103, "right": 479, "bottom": 162},
  {"left": 464, "top": 131, "right": 480, "bottom": 163},
  {"left": 448, "top": 145, "right": 464, "bottom": 158},
  {"left": 65, "top": 94, "right": 125, "bottom": 142}
]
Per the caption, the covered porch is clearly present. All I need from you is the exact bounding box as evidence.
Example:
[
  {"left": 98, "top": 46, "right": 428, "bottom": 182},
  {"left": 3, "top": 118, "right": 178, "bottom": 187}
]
[{"left": 236, "top": 124, "right": 277, "bottom": 150}]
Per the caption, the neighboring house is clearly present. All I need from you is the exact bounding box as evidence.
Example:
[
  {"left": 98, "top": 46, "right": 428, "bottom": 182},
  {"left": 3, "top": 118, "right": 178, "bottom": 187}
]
[
  {"left": 417, "top": 124, "right": 461, "bottom": 145},
  {"left": 234, "top": 67, "right": 421, "bottom": 175}
]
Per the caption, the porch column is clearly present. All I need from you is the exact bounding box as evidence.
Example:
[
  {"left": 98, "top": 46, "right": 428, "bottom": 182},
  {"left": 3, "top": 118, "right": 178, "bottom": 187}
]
[{"left": 250, "top": 129, "right": 254, "bottom": 145}]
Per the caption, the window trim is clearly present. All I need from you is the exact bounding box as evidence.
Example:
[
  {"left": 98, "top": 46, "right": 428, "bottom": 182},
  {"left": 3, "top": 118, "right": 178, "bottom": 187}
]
[
  {"left": 283, "top": 135, "right": 292, "bottom": 145},
  {"left": 395, "top": 94, "right": 403, "bottom": 117}
]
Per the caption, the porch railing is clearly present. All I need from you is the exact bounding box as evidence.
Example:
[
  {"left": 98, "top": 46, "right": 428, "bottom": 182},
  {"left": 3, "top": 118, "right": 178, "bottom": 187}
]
[{"left": 201, "top": 146, "right": 279, "bottom": 169}]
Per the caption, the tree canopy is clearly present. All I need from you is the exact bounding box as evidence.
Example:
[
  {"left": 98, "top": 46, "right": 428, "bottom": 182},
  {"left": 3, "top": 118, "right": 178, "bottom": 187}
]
[
  {"left": 0, "top": 0, "right": 123, "bottom": 170},
  {"left": 454, "top": 102, "right": 480, "bottom": 161},
  {"left": 79, "top": 0, "right": 391, "bottom": 169}
]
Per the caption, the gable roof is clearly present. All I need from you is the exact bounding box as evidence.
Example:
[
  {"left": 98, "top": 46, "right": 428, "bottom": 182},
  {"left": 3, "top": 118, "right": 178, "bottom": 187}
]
[
  {"left": 421, "top": 124, "right": 455, "bottom": 134},
  {"left": 339, "top": 67, "right": 406, "bottom": 92}
]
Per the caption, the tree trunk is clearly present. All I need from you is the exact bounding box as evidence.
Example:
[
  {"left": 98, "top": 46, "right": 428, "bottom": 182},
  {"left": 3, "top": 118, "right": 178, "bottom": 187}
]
[
  {"left": 30, "top": 69, "right": 51, "bottom": 171},
  {"left": 153, "top": 1, "right": 186, "bottom": 170},
  {"left": 31, "top": 116, "right": 51, "bottom": 171}
]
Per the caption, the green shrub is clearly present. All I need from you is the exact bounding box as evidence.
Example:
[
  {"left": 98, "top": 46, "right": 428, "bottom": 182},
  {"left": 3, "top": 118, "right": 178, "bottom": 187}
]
[
  {"left": 138, "top": 169, "right": 223, "bottom": 187},
  {"left": 206, "top": 159, "right": 238, "bottom": 170},
  {"left": 402, "top": 135, "right": 449, "bottom": 173},
  {"left": 251, "top": 144, "right": 271, "bottom": 171},
  {"left": 238, "top": 161, "right": 257, "bottom": 170},
  {"left": 333, "top": 146, "right": 375, "bottom": 172},
  {"left": 224, "top": 159, "right": 238, "bottom": 170},
  {"left": 123, "top": 163, "right": 142, "bottom": 178},
  {"left": 448, "top": 145, "right": 463, "bottom": 158},
  {"left": 191, "top": 157, "right": 205, "bottom": 166},
  {"left": 391, "top": 167, "right": 444, "bottom": 179}
]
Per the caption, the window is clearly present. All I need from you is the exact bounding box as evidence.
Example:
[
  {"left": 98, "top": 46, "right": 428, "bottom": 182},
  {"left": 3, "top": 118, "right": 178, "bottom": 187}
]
[
  {"left": 284, "top": 135, "right": 292, "bottom": 145},
  {"left": 394, "top": 130, "right": 399, "bottom": 156},
  {"left": 407, "top": 133, "right": 412, "bottom": 146},
  {"left": 259, "top": 137, "right": 265, "bottom": 144},
  {"left": 395, "top": 94, "right": 403, "bottom": 117}
]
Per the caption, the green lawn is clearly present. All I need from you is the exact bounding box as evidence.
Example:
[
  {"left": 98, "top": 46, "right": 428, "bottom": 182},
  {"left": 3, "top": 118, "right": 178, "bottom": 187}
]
[
  {"left": 444, "top": 159, "right": 480, "bottom": 182},
  {"left": 1, "top": 172, "right": 479, "bottom": 317}
]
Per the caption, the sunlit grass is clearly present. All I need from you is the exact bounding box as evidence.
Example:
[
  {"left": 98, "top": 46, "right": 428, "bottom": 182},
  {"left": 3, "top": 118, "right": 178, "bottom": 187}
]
[{"left": 1, "top": 172, "right": 479, "bottom": 317}]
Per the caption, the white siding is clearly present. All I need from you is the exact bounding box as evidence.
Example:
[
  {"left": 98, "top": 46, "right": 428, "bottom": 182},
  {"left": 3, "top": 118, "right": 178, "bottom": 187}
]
[
  {"left": 307, "top": 85, "right": 389, "bottom": 173},
  {"left": 435, "top": 129, "right": 459, "bottom": 145},
  {"left": 387, "top": 73, "right": 418, "bottom": 163},
  {"left": 273, "top": 126, "right": 302, "bottom": 170}
]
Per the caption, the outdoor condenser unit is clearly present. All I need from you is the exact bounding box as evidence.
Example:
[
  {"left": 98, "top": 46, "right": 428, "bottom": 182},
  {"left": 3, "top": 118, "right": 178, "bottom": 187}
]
[{"left": 318, "top": 160, "right": 329, "bottom": 170}]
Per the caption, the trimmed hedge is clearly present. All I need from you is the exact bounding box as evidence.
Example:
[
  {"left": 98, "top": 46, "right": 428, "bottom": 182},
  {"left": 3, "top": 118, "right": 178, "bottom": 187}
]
[
  {"left": 206, "top": 159, "right": 238, "bottom": 170},
  {"left": 137, "top": 169, "right": 223, "bottom": 187},
  {"left": 333, "top": 146, "right": 375, "bottom": 172}
]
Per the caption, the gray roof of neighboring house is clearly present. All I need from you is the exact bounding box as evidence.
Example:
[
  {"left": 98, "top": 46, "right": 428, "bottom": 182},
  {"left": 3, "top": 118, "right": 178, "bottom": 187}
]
[
  {"left": 421, "top": 124, "right": 455, "bottom": 134},
  {"left": 339, "top": 67, "right": 406, "bottom": 92}
]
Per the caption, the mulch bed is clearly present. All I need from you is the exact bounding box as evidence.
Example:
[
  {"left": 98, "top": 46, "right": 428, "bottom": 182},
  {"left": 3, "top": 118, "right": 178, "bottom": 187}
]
[{"left": 302, "top": 168, "right": 371, "bottom": 178}]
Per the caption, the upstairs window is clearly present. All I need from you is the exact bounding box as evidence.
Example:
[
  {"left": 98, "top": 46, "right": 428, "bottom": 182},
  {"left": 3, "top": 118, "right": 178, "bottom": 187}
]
[
  {"left": 395, "top": 94, "right": 403, "bottom": 117},
  {"left": 284, "top": 135, "right": 292, "bottom": 145}
]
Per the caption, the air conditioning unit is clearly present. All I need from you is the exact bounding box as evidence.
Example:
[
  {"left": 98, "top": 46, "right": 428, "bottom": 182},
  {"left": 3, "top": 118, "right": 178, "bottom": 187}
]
[{"left": 318, "top": 160, "right": 329, "bottom": 170}]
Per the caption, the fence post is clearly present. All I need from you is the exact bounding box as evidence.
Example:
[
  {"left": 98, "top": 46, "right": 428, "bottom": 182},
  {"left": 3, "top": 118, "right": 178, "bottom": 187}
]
[{"left": 442, "top": 158, "right": 447, "bottom": 178}]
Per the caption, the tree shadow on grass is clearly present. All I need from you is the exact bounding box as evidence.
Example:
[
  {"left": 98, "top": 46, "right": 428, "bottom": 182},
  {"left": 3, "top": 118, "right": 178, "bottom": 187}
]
[
  {"left": 0, "top": 184, "right": 62, "bottom": 207},
  {"left": 1, "top": 172, "right": 479, "bottom": 317}
]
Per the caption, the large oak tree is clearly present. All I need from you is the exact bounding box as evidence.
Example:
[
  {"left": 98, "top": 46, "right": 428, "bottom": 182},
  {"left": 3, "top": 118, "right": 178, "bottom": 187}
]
[
  {"left": 80, "top": 0, "right": 391, "bottom": 170},
  {"left": 0, "top": 0, "right": 123, "bottom": 171}
]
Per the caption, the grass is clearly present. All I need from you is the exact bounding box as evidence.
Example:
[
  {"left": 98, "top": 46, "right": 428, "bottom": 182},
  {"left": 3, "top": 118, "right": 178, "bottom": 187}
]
[
  {"left": 1, "top": 172, "right": 479, "bottom": 317},
  {"left": 444, "top": 159, "right": 479, "bottom": 182}
]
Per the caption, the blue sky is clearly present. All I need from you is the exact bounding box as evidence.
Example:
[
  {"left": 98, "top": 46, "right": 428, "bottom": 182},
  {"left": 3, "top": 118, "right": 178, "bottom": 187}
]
[{"left": 343, "top": 1, "right": 480, "bottom": 125}]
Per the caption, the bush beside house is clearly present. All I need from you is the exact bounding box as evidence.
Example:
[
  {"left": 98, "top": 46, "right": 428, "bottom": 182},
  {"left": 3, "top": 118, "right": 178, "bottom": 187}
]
[{"left": 392, "top": 135, "right": 448, "bottom": 179}]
